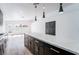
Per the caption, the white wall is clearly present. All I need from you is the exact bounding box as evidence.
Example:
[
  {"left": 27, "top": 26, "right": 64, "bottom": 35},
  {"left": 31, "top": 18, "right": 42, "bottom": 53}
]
[
  {"left": 5, "top": 20, "right": 32, "bottom": 34},
  {"left": 31, "top": 4, "right": 79, "bottom": 41},
  {"left": 31, "top": 21, "right": 45, "bottom": 34},
  {"left": 56, "top": 4, "right": 79, "bottom": 41},
  {"left": 31, "top": 18, "right": 56, "bottom": 34}
]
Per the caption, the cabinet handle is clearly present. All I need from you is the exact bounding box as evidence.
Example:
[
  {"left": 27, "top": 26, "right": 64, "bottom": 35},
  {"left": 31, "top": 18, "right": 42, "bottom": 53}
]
[
  {"left": 35, "top": 40, "right": 39, "bottom": 43},
  {"left": 50, "top": 48, "right": 60, "bottom": 53}
]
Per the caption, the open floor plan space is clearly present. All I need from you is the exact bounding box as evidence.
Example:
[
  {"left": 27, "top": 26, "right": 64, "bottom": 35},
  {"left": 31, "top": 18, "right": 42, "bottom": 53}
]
[{"left": 0, "top": 3, "right": 79, "bottom": 55}]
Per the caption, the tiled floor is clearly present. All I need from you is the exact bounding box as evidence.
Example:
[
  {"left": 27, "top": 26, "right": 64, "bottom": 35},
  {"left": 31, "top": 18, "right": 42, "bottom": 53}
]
[{"left": 4, "top": 34, "right": 32, "bottom": 55}]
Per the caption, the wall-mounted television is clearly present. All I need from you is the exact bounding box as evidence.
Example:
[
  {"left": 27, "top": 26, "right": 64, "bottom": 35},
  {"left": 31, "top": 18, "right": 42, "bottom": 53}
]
[{"left": 46, "top": 21, "right": 56, "bottom": 35}]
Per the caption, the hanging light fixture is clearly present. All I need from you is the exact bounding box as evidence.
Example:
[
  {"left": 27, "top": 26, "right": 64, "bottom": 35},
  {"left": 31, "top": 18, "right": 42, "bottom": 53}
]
[
  {"left": 59, "top": 3, "right": 63, "bottom": 13},
  {"left": 43, "top": 4, "right": 45, "bottom": 18},
  {"left": 35, "top": 16, "right": 37, "bottom": 21},
  {"left": 33, "top": 3, "right": 39, "bottom": 21}
]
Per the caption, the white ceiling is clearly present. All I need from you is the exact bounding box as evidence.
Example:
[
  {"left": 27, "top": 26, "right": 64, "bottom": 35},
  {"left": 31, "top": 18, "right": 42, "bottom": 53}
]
[{"left": 0, "top": 3, "right": 73, "bottom": 21}]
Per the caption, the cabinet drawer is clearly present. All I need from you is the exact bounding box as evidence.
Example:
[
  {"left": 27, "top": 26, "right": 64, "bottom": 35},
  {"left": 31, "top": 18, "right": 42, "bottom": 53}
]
[
  {"left": 44, "top": 42, "right": 75, "bottom": 55},
  {"left": 44, "top": 43, "right": 61, "bottom": 55},
  {"left": 48, "top": 45, "right": 75, "bottom": 55}
]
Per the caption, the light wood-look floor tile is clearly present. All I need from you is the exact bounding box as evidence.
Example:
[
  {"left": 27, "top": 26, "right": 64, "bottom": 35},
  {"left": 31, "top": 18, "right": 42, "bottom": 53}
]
[{"left": 4, "top": 34, "right": 32, "bottom": 55}]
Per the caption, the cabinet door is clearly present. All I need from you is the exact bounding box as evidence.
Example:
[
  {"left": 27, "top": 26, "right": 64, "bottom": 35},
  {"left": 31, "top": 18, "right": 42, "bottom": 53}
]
[
  {"left": 0, "top": 45, "right": 2, "bottom": 55},
  {"left": 0, "top": 44, "right": 4, "bottom": 55},
  {"left": 24, "top": 35, "right": 29, "bottom": 49},
  {"left": 34, "top": 39, "right": 39, "bottom": 55},
  {"left": 29, "top": 37, "right": 34, "bottom": 54},
  {"left": 24, "top": 34, "right": 27, "bottom": 47},
  {"left": 38, "top": 41, "right": 44, "bottom": 55},
  {"left": 44, "top": 44, "right": 50, "bottom": 55},
  {"left": 28, "top": 36, "right": 31, "bottom": 50},
  {"left": 24, "top": 34, "right": 26, "bottom": 46}
]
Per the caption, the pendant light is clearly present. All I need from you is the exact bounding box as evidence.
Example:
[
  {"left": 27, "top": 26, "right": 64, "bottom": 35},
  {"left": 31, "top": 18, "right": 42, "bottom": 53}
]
[
  {"left": 59, "top": 3, "right": 63, "bottom": 13},
  {"left": 35, "top": 16, "right": 37, "bottom": 21},
  {"left": 35, "top": 6, "right": 37, "bottom": 21},
  {"left": 33, "top": 3, "right": 39, "bottom": 21},
  {"left": 43, "top": 11, "right": 45, "bottom": 18},
  {"left": 43, "top": 4, "right": 45, "bottom": 18}
]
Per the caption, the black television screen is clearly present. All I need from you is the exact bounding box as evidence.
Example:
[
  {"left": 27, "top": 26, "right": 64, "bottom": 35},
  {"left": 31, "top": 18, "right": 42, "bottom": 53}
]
[{"left": 46, "top": 21, "right": 56, "bottom": 35}]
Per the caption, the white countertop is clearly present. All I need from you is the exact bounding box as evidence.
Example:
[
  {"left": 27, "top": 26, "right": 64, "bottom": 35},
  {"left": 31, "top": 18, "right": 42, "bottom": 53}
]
[{"left": 25, "top": 33, "right": 79, "bottom": 54}]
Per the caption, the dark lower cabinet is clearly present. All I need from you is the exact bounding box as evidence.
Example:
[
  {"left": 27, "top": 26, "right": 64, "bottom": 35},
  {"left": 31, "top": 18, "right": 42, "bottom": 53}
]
[
  {"left": 48, "top": 48, "right": 59, "bottom": 55},
  {"left": 29, "top": 37, "right": 34, "bottom": 54},
  {"left": 0, "top": 45, "right": 3, "bottom": 55},
  {"left": 43, "top": 43, "right": 60, "bottom": 55},
  {"left": 45, "top": 44, "right": 60, "bottom": 55},
  {"left": 0, "top": 42, "right": 6, "bottom": 55},
  {"left": 44, "top": 42, "right": 75, "bottom": 55},
  {"left": 24, "top": 34, "right": 75, "bottom": 55},
  {"left": 38, "top": 41, "right": 44, "bottom": 55},
  {"left": 44, "top": 44, "right": 49, "bottom": 55},
  {"left": 24, "top": 34, "right": 29, "bottom": 49},
  {"left": 34, "top": 39, "right": 39, "bottom": 55}
]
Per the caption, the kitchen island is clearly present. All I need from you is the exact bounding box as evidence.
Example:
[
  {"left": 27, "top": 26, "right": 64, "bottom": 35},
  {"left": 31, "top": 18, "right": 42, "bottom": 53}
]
[{"left": 24, "top": 33, "right": 79, "bottom": 55}]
